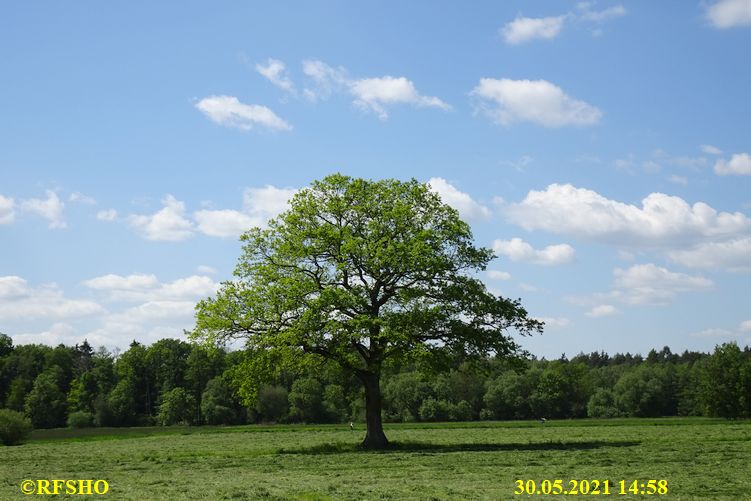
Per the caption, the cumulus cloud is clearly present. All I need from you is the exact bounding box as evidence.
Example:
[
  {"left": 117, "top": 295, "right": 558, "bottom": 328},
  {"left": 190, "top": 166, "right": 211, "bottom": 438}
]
[
  {"left": 96, "top": 209, "right": 118, "bottom": 221},
  {"left": 196, "top": 265, "right": 217, "bottom": 275},
  {"left": 493, "top": 238, "right": 575, "bottom": 265},
  {"left": 487, "top": 270, "right": 512, "bottom": 281},
  {"left": 195, "top": 185, "right": 297, "bottom": 238},
  {"left": 82, "top": 272, "right": 221, "bottom": 345},
  {"left": 194, "top": 210, "right": 257, "bottom": 238},
  {"left": 536, "top": 317, "right": 570, "bottom": 328},
  {"left": 501, "top": 15, "right": 567, "bottom": 44},
  {"left": 302, "top": 59, "right": 349, "bottom": 100},
  {"left": 586, "top": 304, "right": 618, "bottom": 318},
  {"left": 69, "top": 192, "right": 96, "bottom": 205},
  {"left": 427, "top": 178, "right": 491, "bottom": 221},
  {"left": 85, "top": 301, "right": 199, "bottom": 347},
  {"left": 21, "top": 190, "right": 66, "bottom": 228},
  {"left": 128, "top": 195, "right": 194, "bottom": 241},
  {"left": 195, "top": 95, "right": 292, "bottom": 131},
  {"left": 740, "top": 320, "right": 751, "bottom": 332},
  {"left": 701, "top": 144, "right": 723, "bottom": 155},
  {"left": 668, "top": 236, "right": 751, "bottom": 272},
  {"left": 612, "top": 264, "right": 712, "bottom": 305},
  {"left": 350, "top": 76, "right": 450, "bottom": 120},
  {"left": 714, "top": 153, "right": 751, "bottom": 176},
  {"left": 10, "top": 323, "right": 90, "bottom": 347},
  {"left": 668, "top": 175, "right": 688, "bottom": 186},
  {"left": 706, "top": 0, "right": 751, "bottom": 29},
  {"left": 0, "top": 195, "right": 14, "bottom": 224},
  {"left": 500, "top": 4, "right": 625, "bottom": 45},
  {"left": 0, "top": 276, "right": 104, "bottom": 320},
  {"left": 577, "top": 3, "right": 626, "bottom": 22},
  {"left": 256, "top": 58, "right": 295, "bottom": 93},
  {"left": 471, "top": 78, "right": 601, "bottom": 127},
  {"left": 506, "top": 183, "right": 751, "bottom": 247},
  {"left": 83, "top": 273, "right": 219, "bottom": 302},
  {"left": 302, "top": 60, "right": 449, "bottom": 119}
]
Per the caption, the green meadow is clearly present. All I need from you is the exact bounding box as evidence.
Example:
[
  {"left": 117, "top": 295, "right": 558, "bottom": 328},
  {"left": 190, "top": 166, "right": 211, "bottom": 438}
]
[{"left": 2, "top": 418, "right": 749, "bottom": 500}]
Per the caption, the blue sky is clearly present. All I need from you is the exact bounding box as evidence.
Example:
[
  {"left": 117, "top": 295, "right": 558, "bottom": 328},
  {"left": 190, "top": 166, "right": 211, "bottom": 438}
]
[{"left": 1, "top": 1, "right": 750, "bottom": 358}]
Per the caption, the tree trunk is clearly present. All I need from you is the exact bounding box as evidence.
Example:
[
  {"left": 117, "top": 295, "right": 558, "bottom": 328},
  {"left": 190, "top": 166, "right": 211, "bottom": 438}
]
[{"left": 360, "top": 371, "right": 389, "bottom": 449}]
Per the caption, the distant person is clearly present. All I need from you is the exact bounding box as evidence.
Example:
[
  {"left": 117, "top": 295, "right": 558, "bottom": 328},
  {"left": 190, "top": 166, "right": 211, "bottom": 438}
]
[{"left": 350, "top": 421, "right": 354, "bottom": 431}]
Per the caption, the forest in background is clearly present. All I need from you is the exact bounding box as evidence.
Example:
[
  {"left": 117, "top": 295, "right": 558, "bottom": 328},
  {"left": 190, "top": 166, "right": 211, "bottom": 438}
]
[{"left": 1, "top": 333, "right": 750, "bottom": 430}]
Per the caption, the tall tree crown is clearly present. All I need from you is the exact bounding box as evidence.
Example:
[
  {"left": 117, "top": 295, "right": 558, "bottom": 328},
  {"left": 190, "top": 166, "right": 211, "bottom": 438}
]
[{"left": 192, "top": 174, "right": 542, "bottom": 395}]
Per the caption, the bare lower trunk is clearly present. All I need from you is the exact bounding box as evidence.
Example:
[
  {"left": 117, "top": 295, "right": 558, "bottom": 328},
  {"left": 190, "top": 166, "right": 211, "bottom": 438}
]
[{"left": 360, "top": 371, "right": 389, "bottom": 449}]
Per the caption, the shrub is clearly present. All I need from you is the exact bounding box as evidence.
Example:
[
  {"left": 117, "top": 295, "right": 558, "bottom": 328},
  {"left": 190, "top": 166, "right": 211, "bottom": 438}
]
[
  {"left": 419, "top": 398, "right": 453, "bottom": 422},
  {"left": 67, "top": 411, "right": 95, "bottom": 428},
  {"left": 255, "top": 384, "right": 289, "bottom": 423},
  {"left": 202, "top": 376, "right": 238, "bottom": 425},
  {"left": 0, "top": 409, "right": 33, "bottom": 445},
  {"left": 157, "top": 387, "right": 196, "bottom": 426},
  {"left": 587, "top": 388, "right": 623, "bottom": 418},
  {"left": 449, "top": 400, "right": 474, "bottom": 422}
]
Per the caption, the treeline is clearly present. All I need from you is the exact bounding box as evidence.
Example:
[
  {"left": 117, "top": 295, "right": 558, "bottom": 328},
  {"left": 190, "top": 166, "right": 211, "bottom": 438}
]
[{"left": 1, "top": 333, "right": 750, "bottom": 430}]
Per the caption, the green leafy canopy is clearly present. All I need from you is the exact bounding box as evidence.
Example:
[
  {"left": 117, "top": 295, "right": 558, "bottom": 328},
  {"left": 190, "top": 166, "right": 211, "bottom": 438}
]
[{"left": 191, "top": 174, "right": 542, "bottom": 402}]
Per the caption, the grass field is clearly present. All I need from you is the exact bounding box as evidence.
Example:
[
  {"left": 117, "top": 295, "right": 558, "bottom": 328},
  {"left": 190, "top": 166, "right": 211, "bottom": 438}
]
[{"left": 2, "top": 418, "right": 750, "bottom": 500}]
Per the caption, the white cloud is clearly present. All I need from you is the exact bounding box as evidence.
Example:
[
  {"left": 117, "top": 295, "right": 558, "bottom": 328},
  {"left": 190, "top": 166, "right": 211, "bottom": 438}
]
[
  {"left": 0, "top": 195, "right": 14, "bottom": 224},
  {"left": 194, "top": 209, "right": 258, "bottom": 238},
  {"left": 195, "top": 95, "right": 292, "bottom": 131},
  {"left": 302, "top": 59, "right": 349, "bottom": 101},
  {"left": 577, "top": 3, "right": 626, "bottom": 23},
  {"left": 642, "top": 160, "right": 661, "bottom": 173},
  {"left": 86, "top": 301, "right": 198, "bottom": 347},
  {"left": 350, "top": 76, "right": 450, "bottom": 120},
  {"left": 83, "top": 273, "right": 219, "bottom": 301},
  {"left": 0, "top": 276, "right": 29, "bottom": 299},
  {"left": 195, "top": 185, "right": 297, "bottom": 238},
  {"left": 11, "top": 323, "right": 88, "bottom": 347},
  {"left": 471, "top": 78, "right": 601, "bottom": 127},
  {"left": 21, "top": 190, "right": 66, "bottom": 228},
  {"left": 493, "top": 237, "right": 575, "bottom": 265},
  {"left": 69, "top": 192, "right": 96, "bottom": 205},
  {"left": 701, "top": 144, "right": 723, "bottom": 155},
  {"left": 586, "top": 304, "right": 618, "bottom": 318},
  {"left": 96, "top": 209, "right": 118, "bottom": 221},
  {"left": 501, "top": 15, "right": 567, "bottom": 44},
  {"left": 536, "top": 317, "right": 570, "bottom": 328},
  {"left": 256, "top": 58, "right": 295, "bottom": 93},
  {"left": 506, "top": 183, "right": 751, "bottom": 247},
  {"left": 668, "top": 236, "right": 751, "bottom": 272},
  {"left": 706, "top": 0, "right": 751, "bottom": 29},
  {"left": 128, "top": 195, "right": 194, "bottom": 241},
  {"left": 83, "top": 273, "right": 159, "bottom": 291},
  {"left": 302, "top": 60, "right": 449, "bottom": 119},
  {"left": 0, "top": 276, "right": 104, "bottom": 320},
  {"left": 487, "top": 270, "right": 512, "bottom": 281},
  {"left": 77, "top": 273, "right": 220, "bottom": 347},
  {"left": 243, "top": 185, "right": 297, "bottom": 220},
  {"left": 500, "top": 4, "right": 625, "bottom": 45},
  {"left": 197, "top": 265, "right": 217, "bottom": 275},
  {"left": 668, "top": 175, "right": 688, "bottom": 185},
  {"left": 714, "top": 153, "right": 751, "bottom": 176},
  {"left": 740, "top": 320, "right": 751, "bottom": 332},
  {"left": 612, "top": 264, "right": 712, "bottom": 305},
  {"left": 427, "top": 178, "right": 491, "bottom": 221},
  {"left": 82, "top": 273, "right": 218, "bottom": 302},
  {"left": 690, "top": 327, "right": 735, "bottom": 338}
]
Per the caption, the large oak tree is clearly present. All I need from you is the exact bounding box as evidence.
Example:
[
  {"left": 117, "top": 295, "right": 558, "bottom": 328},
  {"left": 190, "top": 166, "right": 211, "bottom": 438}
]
[{"left": 191, "top": 174, "right": 542, "bottom": 448}]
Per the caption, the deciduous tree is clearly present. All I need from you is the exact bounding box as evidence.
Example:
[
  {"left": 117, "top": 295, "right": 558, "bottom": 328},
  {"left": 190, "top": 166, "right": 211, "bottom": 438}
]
[{"left": 192, "top": 174, "right": 542, "bottom": 448}]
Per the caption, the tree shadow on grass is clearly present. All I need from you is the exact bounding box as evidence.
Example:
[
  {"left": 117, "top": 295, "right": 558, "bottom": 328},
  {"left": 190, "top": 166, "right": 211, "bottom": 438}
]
[{"left": 277, "top": 440, "right": 641, "bottom": 455}]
